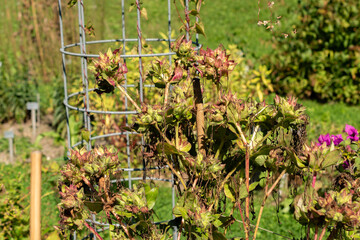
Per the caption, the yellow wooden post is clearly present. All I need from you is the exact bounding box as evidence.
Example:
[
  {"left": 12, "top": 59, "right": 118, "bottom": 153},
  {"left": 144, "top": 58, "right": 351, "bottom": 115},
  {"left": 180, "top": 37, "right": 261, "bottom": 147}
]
[{"left": 30, "top": 151, "right": 42, "bottom": 240}]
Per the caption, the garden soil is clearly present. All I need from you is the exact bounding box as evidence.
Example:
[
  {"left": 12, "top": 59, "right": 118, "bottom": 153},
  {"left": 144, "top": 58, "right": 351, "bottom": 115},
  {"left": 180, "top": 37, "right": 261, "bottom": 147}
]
[{"left": 0, "top": 115, "right": 65, "bottom": 163}]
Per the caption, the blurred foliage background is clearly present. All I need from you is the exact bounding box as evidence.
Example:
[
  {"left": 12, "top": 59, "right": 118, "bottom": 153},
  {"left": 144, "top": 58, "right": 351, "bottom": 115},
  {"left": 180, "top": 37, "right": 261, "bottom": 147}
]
[{"left": 267, "top": 0, "right": 360, "bottom": 104}]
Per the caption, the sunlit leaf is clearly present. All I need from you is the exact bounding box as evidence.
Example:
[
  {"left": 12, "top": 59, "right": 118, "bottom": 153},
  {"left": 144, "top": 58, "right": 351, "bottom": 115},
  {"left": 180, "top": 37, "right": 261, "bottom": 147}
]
[
  {"left": 144, "top": 183, "right": 159, "bottom": 210},
  {"left": 224, "top": 183, "right": 236, "bottom": 202},
  {"left": 195, "top": 22, "right": 206, "bottom": 37}
]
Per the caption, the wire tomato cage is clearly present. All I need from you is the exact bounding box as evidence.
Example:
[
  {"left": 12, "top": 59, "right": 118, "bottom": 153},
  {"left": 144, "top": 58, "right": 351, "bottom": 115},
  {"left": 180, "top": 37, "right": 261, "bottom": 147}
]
[{"left": 56, "top": 0, "right": 202, "bottom": 239}]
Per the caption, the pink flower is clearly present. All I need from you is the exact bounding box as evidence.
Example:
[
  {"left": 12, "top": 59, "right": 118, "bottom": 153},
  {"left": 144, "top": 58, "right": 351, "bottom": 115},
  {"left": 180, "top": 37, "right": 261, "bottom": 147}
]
[
  {"left": 344, "top": 124, "right": 359, "bottom": 142},
  {"left": 317, "top": 134, "right": 331, "bottom": 146},
  {"left": 342, "top": 160, "right": 350, "bottom": 169},
  {"left": 317, "top": 134, "right": 343, "bottom": 146},
  {"left": 331, "top": 134, "right": 343, "bottom": 146}
]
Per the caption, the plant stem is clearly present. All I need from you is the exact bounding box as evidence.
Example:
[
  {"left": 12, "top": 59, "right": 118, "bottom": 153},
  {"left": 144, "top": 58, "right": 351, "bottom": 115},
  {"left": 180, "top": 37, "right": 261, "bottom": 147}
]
[
  {"left": 314, "top": 226, "right": 319, "bottom": 240},
  {"left": 252, "top": 172, "right": 269, "bottom": 240},
  {"left": 254, "top": 121, "right": 282, "bottom": 150},
  {"left": 154, "top": 123, "right": 173, "bottom": 146},
  {"left": 155, "top": 123, "right": 187, "bottom": 190},
  {"left": 237, "top": 202, "right": 247, "bottom": 233},
  {"left": 164, "top": 82, "right": 171, "bottom": 105},
  {"left": 214, "top": 138, "right": 225, "bottom": 160},
  {"left": 312, "top": 172, "right": 317, "bottom": 188},
  {"left": 209, "top": 155, "right": 243, "bottom": 212},
  {"left": 252, "top": 169, "right": 286, "bottom": 240},
  {"left": 318, "top": 223, "right": 328, "bottom": 240},
  {"left": 110, "top": 210, "right": 134, "bottom": 240},
  {"left": 233, "top": 121, "right": 250, "bottom": 239},
  {"left": 116, "top": 83, "right": 141, "bottom": 112},
  {"left": 245, "top": 146, "right": 250, "bottom": 240},
  {"left": 84, "top": 221, "right": 104, "bottom": 240},
  {"left": 235, "top": 123, "right": 247, "bottom": 146},
  {"left": 163, "top": 156, "right": 187, "bottom": 191},
  {"left": 306, "top": 224, "right": 310, "bottom": 240},
  {"left": 82, "top": 176, "right": 98, "bottom": 194},
  {"left": 192, "top": 77, "right": 206, "bottom": 156},
  {"left": 249, "top": 125, "right": 260, "bottom": 150},
  {"left": 177, "top": 231, "right": 181, "bottom": 240},
  {"left": 266, "top": 170, "right": 286, "bottom": 196},
  {"left": 175, "top": 123, "right": 179, "bottom": 149},
  {"left": 177, "top": 217, "right": 184, "bottom": 240},
  {"left": 153, "top": 123, "right": 187, "bottom": 190}
]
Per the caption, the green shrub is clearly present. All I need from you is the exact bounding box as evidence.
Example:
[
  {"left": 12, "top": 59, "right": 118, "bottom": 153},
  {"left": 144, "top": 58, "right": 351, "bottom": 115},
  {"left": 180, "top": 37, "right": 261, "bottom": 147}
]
[
  {"left": 267, "top": 0, "right": 360, "bottom": 104},
  {"left": 0, "top": 166, "right": 29, "bottom": 239},
  {"left": 0, "top": 74, "right": 37, "bottom": 123}
]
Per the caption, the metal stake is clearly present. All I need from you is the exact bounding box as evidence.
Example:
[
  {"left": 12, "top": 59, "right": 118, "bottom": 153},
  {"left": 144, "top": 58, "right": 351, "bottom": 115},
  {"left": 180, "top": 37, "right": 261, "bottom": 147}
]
[
  {"left": 27, "top": 102, "right": 39, "bottom": 142},
  {"left": 4, "top": 131, "right": 14, "bottom": 163}
]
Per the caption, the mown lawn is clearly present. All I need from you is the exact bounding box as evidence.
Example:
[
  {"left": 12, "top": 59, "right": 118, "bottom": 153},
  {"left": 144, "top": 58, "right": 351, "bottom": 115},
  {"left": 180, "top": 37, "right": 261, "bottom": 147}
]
[{"left": 80, "top": 0, "right": 297, "bottom": 59}]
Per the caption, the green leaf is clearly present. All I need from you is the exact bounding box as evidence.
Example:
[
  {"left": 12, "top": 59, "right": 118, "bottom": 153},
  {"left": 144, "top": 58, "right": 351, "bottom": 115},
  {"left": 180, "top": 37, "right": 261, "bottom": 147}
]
[
  {"left": 212, "top": 230, "right": 227, "bottom": 240},
  {"left": 189, "top": 9, "right": 200, "bottom": 17},
  {"left": 239, "top": 184, "right": 248, "bottom": 199},
  {"left": 81, "top": 129, "right": 90, "bottom": 142},
  {"left": 157, "top": 143, "right": 180, "bottom": 155},
  {"left": 254, "top": 155, "right": 267, "bottom": 166},
  {"left": 322, "top": 149, "right": 341, "bottom": 168},
  {"left": 45, "top": 231, "right": 61, "bottom": 240},
  {"left": 144, "top": 184, "right": 158, "bottom": 210},
  {"left": 67, "top": 0, "right": 77, "bottom": 8},
  {"left": 176, "top": 135, "right": 192, "bottom": 152},
  {"left": 173, "top": 206, "right": 188, "bottom": 218},
  {"left": 224, "top": 183, "right": 236, "bottom": 202},
  {"left": 249, "top": 182, "right": 258, "bottom": 192},
  {"left": 129, "top": 3, "right": 135, "bottom": 12},
  {"left": 154, "top": 82, "right": 166, "bottom": 88},
  {"left": 354, "top": 157, "right": 360, "bottom": 169},
  {"left": 84, "top": 201, "right": 103, "bottom": 213},
  {"left": 288, "top": 150, "right": 306, "bottom": 168},
  {"left": 217, "top": 215, "right": 235, "bottom": 228},
  {"left": 228, "top": 123, "right": 239, "bottom": 137},
  {"left": 195, "top": 22, "right": 206, "bottom": 37}
]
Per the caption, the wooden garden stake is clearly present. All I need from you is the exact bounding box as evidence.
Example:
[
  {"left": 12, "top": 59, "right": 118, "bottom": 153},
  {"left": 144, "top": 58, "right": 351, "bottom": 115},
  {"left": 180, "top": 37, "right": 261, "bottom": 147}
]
[
  {"left": 192, "top": 77, "right": 205, "bottom": 155},
  {"left": 30, "top": 151, "right": 42, "bottom": 240}
]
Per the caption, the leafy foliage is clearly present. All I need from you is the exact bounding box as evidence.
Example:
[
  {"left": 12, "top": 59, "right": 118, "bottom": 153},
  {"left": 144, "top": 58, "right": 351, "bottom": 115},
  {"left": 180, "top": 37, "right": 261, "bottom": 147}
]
[
  {"left": 57, "top": 146, "right": 167, "bottom": 239},
  {"left": 267, "top": 0, "right": 360, "bottom": 104},
  {"left": 291, "top": 126, "right": 360, "bottom": 239},
  {"left": 88, "top": 48, "right": 128, "bottom": 94},
  {"left": 57, "top": 1, "right": 360, "bottom": 240},
  {"left": 0, "top": 76, "right": 37, "bottom": 123},
  {"left": 88, "top": 4, "right": 310, "bottom": 238},
  {"left": 0, "top": 171, "right": 29, "bottom": 239}
]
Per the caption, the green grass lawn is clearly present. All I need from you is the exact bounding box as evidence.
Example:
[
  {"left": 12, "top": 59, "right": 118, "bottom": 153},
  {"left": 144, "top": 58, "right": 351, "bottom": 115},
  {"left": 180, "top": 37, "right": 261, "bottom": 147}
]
[
  {"left": 301, "top": 100, "right": 360, "bottom": 142},
  {"left": 78, "top": 0, "right": 297, "bottom": 60}
]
